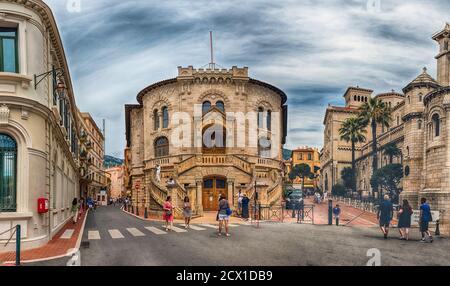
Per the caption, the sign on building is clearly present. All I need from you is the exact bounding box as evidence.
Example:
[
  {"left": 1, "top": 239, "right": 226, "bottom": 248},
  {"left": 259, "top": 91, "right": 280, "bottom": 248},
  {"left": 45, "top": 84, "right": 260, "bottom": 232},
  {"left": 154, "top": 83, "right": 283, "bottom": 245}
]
[{"left": 411, "top": 210, "right": 440, "bottom": 226}]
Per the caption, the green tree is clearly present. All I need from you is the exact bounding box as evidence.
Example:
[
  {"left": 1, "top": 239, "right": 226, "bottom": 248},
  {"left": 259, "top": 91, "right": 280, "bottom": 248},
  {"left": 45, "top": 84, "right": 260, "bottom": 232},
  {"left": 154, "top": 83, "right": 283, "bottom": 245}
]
[
  {"left": 383, "top": 142, "right": 401, "bottom": 164},
  {"left": 289, "top": 163, "right": 311, "bottom": 191},
  {"left": 358, "top": 98, "right": 392, "bottom": 190},
  {"left": 331, "top": 184, "right": 346, "bottom": 197},
  {"left": 341, "top": 167, "right": 355, "bottom": 194},
  {"left": 370, "top": 164, "right": 403, "bottom": 203},
  {"left": 339, "top": 117, "right": 366, "bottom": 193}
]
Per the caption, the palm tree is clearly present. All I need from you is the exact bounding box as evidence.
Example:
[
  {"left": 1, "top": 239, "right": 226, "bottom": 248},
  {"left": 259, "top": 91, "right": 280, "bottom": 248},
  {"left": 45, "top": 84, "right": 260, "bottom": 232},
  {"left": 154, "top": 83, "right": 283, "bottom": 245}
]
[
  {"left": 358, "top": 98, "right": 392, "bottom": 173},
  {"left": 383, "top": 142, "right": 401, "bottom": 164},
  {"left": 339, "top": 117, "right": 366, "bottom": 193}
]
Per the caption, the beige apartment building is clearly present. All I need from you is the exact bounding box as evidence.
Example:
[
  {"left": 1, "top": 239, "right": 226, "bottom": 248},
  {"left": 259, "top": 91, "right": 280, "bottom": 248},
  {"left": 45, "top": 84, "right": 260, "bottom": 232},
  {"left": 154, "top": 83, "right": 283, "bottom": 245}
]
[
  {"left": 0, "top": 0, "right": 83, "bottom": 251},
  {"left": 105, "top": 166, "right": 124, "bottom": 199},
  {"left": 320, "top": 24, "right": 450, "bottom": 235},
  {"left": 78, "top": 112, "right": 107, "bottom": 204},
  {"left": 125, "top": 66, "right": 288, "bottom": 217}
]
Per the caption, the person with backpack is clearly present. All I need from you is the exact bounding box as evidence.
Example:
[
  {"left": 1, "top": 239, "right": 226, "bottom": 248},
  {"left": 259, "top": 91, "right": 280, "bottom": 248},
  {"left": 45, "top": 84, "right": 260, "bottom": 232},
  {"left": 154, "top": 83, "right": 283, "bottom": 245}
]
[
  {"left": 419, "top": 197, "right": 433, "bottom": 243},
  {"left": 397, "top": 199, "right": 413, "bottom": 240},
  {"left": 217, "top": 195, "right": 232, "bottom": 237}
]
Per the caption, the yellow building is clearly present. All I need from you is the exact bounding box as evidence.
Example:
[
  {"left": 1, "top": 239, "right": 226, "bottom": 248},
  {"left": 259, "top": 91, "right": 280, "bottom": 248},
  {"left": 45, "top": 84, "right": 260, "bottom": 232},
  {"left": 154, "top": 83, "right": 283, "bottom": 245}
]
[{"left": 290, "top": 147, "right": 320, "bottom": 190}]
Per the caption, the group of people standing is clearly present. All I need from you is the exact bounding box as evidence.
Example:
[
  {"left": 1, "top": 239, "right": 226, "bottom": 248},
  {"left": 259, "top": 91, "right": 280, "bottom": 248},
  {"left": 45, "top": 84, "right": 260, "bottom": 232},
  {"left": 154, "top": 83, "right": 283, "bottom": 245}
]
[
  {"left": 378, "top": 195, "right": 434, "bottom": 243},
  {"left": 236, "top": 190, "right": 250, "bottom": 220}
]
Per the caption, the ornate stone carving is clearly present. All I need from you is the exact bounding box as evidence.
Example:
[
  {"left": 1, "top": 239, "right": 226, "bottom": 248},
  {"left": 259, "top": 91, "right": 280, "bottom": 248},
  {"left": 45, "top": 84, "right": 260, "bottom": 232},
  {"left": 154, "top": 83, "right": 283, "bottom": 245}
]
[{"left": 0, "top": 104, "right": 10, "bottom": 124}]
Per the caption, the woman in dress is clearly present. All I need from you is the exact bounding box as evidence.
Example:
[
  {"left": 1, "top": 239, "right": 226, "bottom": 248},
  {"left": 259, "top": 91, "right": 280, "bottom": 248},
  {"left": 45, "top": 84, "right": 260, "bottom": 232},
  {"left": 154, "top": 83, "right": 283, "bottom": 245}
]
[
  {"left": 397, "top": 199, "right": 413, "bottom": 240},
  {"left": 163, "top": 196, "right": 174, "bottom": 231},
  {"left": 183, "top": 196, "right": 192, "bottom": 229}
]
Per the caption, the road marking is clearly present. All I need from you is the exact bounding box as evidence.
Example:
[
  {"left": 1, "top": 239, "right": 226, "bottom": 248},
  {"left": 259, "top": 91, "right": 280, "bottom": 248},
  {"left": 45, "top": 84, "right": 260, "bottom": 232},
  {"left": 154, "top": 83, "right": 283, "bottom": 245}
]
[
  {"left": 180, "top": 224, "right": 206, "bottom": 231},
  {"left": 228, "top": 224, "right": 240, "bottom": 227},
  {"left": 88, "top": 230, "right": 100, "bottom": 240},
  {"left": 201, "top": 224, "right": 219, "bottom": 229},
  {"left": 126, "top": 228, "right": 145, "bottom": 237},
  {"left": 108, "top": 229, "right": 124, "bottom": 239},
  {"left": 145, "top": 226, "right": 167, "bottom": 235},
  {"left": 161, "top": 225, "right": 187, "bottom": 233},
  {"left": 60, "top": 229, "right": 74, "bottom": 239}
]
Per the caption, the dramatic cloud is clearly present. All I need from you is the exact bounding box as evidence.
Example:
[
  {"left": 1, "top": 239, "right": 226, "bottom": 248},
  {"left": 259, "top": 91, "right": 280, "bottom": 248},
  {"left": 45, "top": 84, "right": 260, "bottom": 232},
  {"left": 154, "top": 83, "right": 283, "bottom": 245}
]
[{"left": 44, "top": 0, "right": 450, "bottom": 157}]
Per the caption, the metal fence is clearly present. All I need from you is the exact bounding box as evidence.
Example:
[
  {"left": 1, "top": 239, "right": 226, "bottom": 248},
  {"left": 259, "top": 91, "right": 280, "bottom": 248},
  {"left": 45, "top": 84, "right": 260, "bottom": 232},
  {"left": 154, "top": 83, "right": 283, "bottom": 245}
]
[{"left": 248, "top": 202, "right": 314, "bottom": 224}]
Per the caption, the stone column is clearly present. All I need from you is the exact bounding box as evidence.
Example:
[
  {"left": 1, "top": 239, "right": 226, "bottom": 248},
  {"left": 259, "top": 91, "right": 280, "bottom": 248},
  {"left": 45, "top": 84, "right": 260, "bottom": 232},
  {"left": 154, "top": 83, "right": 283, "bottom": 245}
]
[
  {"left": 195, "top": 178, "right": 203, "bottom": 215},
  {"left": 227, "top": 179, "right": 235, "bottom": 207}
]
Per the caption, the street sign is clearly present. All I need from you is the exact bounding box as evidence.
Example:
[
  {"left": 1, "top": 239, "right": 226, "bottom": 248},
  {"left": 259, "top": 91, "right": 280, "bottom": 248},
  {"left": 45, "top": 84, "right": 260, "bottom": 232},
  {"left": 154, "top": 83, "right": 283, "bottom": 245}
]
[{"left": 411, "top": 210, "right": 440, "bottom": 225}]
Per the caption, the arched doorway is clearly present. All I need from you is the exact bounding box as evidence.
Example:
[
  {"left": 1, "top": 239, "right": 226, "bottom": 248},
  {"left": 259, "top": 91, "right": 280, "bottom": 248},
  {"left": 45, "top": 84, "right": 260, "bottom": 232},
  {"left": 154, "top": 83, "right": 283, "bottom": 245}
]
[
  {"left": 202, "top": 124, "right": 226, "bottom": 154},
  {"left": 202, "top": 176, "right": 227, "bottom": 211}
]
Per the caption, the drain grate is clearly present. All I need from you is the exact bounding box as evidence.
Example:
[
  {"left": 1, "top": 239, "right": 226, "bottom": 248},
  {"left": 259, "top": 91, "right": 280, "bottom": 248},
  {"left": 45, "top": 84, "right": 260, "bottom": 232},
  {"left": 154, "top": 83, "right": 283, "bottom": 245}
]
[{"left": 80, "top": 241, "right": 90, "bottom": 249}]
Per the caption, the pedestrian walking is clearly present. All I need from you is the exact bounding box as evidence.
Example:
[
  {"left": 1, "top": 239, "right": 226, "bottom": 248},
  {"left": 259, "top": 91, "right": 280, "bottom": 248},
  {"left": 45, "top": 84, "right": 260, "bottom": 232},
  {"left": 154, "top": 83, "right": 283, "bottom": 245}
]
[
  {"left": 419, "top": 197, "right": 433, "bottom": 243},
  {"left": 163, "top": 196, "right": 174, "bottom": 231},
  {"left": 241, "top": 193, "right": 250, "bottom": 220},
  {"left": 217, "top": 195, "right": 231, "bottom": 237},
  {"left": 397, "top": 199, "right": 413, "bottom": 240},
  {"left": 237, "top": 190, "right": 243, "bottom": 216},
  {"left": 71, "top": 198, "right": 79, "bottom": 224},
  {"left": 183, "top": 196, "right": 192, "bottom": 229},
  {"left": 333, "top": 204, "right": 341, "bottom": 226},
  {"left": 377, "top": 195, "right": 394, "bottom": 239}
]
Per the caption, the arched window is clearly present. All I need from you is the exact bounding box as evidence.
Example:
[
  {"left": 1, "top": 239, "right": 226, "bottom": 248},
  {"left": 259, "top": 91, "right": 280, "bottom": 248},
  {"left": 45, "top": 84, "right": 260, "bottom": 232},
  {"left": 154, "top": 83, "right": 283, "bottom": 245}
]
[
  {"left": 267, "top": 110, "right": 272, "bottom": 131},
  {"left": 154, "top": 137, "right": 169, "bottom": 158},
  {"left": 153, "top": 109, "right": 159, "bottom": 130},
  {"left": 0, "top": 133, "right": 17, "bottom": 212},
  {"left": 162, "top": 106, "right": 169, "bottom": 128},
  {"left": 357, "top": 96, "right": 361, "bottom": 102},
  {"left": 418, "top": 93, "right": 423, "bottom": 103},
  {"left": 432, "top": 113, "right": 440, "bottom": 137},
  {"left": 354, "top": 95, "right": 357, "bottom": 101},
  {"left": 202, "top": 101, "right": 211, "bottom": 114},
  {"left": 258, "top": 107, "right": 264, "bottom": 129},
  {"left": 418, "top": 120, "right": 422, "bottom": 130},
  {"left": 216, "top": 101, "right": 225, "bottom": 113}
]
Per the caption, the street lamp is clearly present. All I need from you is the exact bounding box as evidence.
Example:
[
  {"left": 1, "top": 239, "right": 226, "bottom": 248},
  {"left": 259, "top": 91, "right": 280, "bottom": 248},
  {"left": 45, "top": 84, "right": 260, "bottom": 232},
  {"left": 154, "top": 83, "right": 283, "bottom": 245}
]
[{"left": 34, "top": 65, "right": 66, "bottom": 105}]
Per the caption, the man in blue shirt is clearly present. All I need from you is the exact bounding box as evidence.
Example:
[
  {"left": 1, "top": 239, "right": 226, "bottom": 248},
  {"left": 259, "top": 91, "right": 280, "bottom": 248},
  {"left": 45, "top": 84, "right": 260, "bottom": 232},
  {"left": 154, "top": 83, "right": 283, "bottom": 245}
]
[
  {"left": 419, "top": 197, "right": 433, "bottom": 243},
  {"left": 377, "top": 195, "right": 393, "bottom": 239},
  {"left": 333, "top": 204, "right": 341, "bottom": 226}
]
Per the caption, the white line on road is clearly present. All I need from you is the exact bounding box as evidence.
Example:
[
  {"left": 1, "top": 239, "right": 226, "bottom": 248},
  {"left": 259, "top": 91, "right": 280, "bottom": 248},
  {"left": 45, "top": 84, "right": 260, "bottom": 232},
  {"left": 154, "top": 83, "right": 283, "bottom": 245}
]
[
  {"left": 228, "top": 224, "right": 240, "bottom": 227},
  {"left": 108, "top": 229, "right": 124, "bottom": 239},
  {"left": 126, "top": 228, "right": 145, "bottom": 237},
  {"left": 161, "top": 225, "right": 187, "bottom": 233},
  {"left": 145, "top": 226, "right": 167, "bottom": 235},
  {"left": 201, "top": 224, "right": 219, "bottom": 229},
  {"left": 179, "top": 224, "right": 206, "bottom": 231},
  {"left": 88, "top": 230, "right": 100, "bottom": 240},
  {"left": 60, "top": 229, "right": 74, "bottom": 239}
]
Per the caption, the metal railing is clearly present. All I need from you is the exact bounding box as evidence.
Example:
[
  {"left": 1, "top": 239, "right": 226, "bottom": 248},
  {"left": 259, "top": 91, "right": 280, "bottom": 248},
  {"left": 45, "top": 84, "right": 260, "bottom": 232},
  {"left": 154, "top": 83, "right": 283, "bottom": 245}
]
[{"left": 1, "top": 225, "right": 21, "bottom": 266}]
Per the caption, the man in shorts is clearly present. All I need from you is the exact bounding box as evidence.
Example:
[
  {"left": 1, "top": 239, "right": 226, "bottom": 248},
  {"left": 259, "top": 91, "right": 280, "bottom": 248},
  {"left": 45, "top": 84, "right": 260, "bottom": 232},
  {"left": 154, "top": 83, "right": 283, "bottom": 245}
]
[
  {"left": 377, "top": 195, "right": 393, "bottom": 239},
  {"left": 419, "top": 197, "right": 433, "bottom": 243}
]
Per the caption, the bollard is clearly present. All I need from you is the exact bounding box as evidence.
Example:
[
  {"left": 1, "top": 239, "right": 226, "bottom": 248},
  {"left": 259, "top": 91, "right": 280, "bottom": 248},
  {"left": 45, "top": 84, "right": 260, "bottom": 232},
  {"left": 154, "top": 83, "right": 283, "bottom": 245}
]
[
  {"left": 328, "top": 200, "right": 333, "bottom": 225},
  {"left": 131, "top": 205, "right": 134, "bottom": 214},
  {"left": 145, "top": 207, "right": 148, "bottom": 219},
  {"left": 435, "top": 220, "right": 440, "bottom": 236},
  {"left": 16, "top": 225, "right": 21, "bottom": 266},
  {"left": 136, "top": 206, "right": 139, "bottom": 216}
]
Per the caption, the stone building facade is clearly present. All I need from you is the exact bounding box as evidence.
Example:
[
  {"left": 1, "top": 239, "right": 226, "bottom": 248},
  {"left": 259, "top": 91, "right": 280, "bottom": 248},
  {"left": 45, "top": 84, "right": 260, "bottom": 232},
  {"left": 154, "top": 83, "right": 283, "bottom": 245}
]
[
  {"left": 0, "top": 0, "right": 83, "bottom": 251},
  {"left": 290, "top": 146, "right": 320, "bottom": 190},
  {"left": 320, "top": 24, "right": 450, "bottom": 235},
  {"left": 78, "top": 112, "right": 107, "bottom": 204},
  {"left": 125, "top": 66, "right": 288, "bottom": 217},
  {"left": 105, "top": 166, "right": 124, "bottom": 199}
]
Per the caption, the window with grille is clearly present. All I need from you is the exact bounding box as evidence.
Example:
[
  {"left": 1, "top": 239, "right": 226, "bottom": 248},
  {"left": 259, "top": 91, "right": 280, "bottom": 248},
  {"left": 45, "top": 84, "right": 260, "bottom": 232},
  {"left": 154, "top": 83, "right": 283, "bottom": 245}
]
[{"left": 0, "top": 133, "right": 17, "bottom": 212}]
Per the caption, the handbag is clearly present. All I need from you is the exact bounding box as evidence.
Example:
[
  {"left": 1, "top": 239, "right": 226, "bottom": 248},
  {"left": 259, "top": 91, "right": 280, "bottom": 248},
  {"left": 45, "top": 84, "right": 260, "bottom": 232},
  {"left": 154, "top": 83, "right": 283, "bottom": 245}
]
[
  {"left": 226, "top": 207, "right": 233, "bottom": 216},
  {"left": 166, "top": 209, "right": 172, "bottom": 216}
]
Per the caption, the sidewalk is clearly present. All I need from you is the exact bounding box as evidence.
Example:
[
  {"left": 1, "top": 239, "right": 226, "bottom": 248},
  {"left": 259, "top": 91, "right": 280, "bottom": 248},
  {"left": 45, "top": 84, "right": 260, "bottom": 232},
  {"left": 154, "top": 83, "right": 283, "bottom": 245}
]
[
  {"left": 0, "top": 210, "right": 87, "bottom": 265},
  {"left": 302, "top": 197, "right": 397, "bottom": 227}
]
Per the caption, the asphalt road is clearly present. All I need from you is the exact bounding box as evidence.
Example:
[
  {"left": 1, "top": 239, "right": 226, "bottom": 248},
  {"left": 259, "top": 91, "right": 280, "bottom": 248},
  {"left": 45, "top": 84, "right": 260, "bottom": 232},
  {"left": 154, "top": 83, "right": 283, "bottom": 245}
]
[{"left": 30, "top": 205, "right": 450, "bottom": 266}]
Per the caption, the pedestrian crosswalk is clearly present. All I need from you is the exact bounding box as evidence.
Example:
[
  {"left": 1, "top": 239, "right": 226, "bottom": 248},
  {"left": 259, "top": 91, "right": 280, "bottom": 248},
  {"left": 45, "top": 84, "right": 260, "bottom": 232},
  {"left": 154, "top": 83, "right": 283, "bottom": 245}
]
[{"left": 86, "top": 223, "right": 246, "bottom": 240}]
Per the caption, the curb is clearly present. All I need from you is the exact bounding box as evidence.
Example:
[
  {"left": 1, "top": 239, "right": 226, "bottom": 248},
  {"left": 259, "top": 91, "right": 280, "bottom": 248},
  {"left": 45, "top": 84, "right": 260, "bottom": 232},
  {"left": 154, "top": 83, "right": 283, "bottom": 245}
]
[{"left": 3, "top": 209, "right": 89, "bottom": 265}]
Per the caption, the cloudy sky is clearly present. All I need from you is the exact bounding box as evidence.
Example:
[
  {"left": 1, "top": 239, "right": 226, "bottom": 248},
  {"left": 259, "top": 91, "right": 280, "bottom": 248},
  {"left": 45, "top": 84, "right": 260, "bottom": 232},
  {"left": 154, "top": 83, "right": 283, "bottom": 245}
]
[{"left": 43, "top": 0, "right": 449, "bottom": 158}]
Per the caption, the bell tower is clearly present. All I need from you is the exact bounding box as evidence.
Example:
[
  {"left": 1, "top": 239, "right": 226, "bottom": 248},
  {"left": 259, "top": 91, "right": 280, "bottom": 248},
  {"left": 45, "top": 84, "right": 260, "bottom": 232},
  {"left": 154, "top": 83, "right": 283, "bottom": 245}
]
[{"left": 433, "top": 23, "right": 450, "bottom": 87}]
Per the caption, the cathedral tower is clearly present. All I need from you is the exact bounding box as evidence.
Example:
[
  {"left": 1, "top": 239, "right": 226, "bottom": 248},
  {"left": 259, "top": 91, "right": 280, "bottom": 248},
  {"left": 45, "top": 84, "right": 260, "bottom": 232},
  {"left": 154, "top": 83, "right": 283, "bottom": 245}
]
[{"left": 433, "top": 23, "right": 450, "bottom": 87}]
